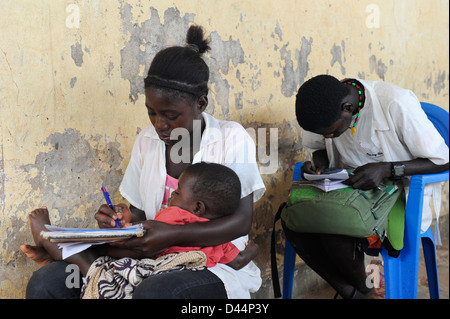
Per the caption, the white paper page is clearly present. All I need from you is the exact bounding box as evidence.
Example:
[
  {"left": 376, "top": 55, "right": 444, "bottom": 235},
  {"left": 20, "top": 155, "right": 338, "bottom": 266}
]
[
  {"left": 304, "top": 169, "right": 349, "bottom": 181},
  {"left": 58, "top": 241, "right": 107, "bottom": 259}
]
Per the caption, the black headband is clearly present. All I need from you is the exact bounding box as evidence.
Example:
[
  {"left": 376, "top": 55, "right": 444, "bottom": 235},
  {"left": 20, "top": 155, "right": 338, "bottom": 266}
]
[{"left": 145, "top": 75, "right": 208, "bottom": 96}]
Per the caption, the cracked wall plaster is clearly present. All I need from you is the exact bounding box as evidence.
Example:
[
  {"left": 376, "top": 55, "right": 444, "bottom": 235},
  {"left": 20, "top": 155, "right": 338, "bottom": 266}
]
[
  {"left": 280, "top": 37, "right": 313, "bottom": 97},
  {"left": 119, "top": 5, "right": 245, "bottom": 119},
  {"left": 22, "top": 129, "right": 123, "bottom": 228},
  {"left": 70, "top": 42, "right": 84, "bottom": 67}
]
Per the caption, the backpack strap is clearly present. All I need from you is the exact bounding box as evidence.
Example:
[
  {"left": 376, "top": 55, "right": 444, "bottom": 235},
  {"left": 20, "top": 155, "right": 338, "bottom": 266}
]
[{"left": 271, "top": 202, "right": 286, "bottom": 298}]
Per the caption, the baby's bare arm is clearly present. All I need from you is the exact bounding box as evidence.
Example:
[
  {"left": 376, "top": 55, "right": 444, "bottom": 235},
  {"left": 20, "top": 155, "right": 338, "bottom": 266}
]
[{"left": 226, "top": 240, "right": 259, "bottom": 270}]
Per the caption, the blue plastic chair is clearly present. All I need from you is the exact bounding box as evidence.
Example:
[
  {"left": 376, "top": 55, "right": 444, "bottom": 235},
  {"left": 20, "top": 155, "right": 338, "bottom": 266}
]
[{"left": 282, "top": 102, "right": 449, "bottom": 299}]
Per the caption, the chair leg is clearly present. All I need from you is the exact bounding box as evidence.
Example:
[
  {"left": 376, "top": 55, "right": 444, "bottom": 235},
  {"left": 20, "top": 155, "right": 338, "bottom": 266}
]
[
  {"left": 283, "top": 240, "right": 296, "bottom": 299},
  {"left": 421, "top": 233, "right": 440, "bottom": 299},
  {"left": 381, "top": 247, "right": 402, "bottom": 298}
]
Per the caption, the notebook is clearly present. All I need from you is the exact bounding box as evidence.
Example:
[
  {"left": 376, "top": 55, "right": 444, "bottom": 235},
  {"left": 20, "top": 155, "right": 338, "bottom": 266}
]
[
  {"left": 298, "top": 169, "right": 350, "bottom": 192},
  {"left": 41, "top": 224, "right": 145, "bottom": 243}
]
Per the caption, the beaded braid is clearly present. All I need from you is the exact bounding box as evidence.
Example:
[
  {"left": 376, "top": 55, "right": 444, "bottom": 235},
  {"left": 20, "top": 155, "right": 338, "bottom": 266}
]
[{"left": 344, "top": 79, "right": 366, "bottom": 135}]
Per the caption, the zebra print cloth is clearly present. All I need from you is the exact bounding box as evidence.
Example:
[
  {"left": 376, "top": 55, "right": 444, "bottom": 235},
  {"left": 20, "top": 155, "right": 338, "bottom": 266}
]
[{"left": 81, "top": 251, "right": 207, "bottom": 299}]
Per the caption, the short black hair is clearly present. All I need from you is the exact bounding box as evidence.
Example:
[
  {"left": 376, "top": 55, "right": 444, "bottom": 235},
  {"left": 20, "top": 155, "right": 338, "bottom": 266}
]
[
  {"left": 295, "top": 75, "right": 350, "bottom": 132},
  {"left": 144, "top": 25, "right": 210, "bottom": 99},
  {"left": 183, "top": 162, "right": 241, "bottom": 218}
]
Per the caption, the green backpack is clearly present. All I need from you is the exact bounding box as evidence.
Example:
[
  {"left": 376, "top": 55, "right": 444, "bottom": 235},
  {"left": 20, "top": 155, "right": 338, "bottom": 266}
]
[
  {"left": 271, "top": 178, "right": 403, "bottom": 298},
  {"left": 281, "top": 179, "right": 403, "bottom": 239}
]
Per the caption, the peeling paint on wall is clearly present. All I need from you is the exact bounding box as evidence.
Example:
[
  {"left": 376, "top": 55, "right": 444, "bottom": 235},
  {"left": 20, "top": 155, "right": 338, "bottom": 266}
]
[
  {"left": 205, "top": 31, "right": 245, "bottom": 118},
  {"left": 0, "top": 144, "right": 5, "bottom": 214},
  {"left": 330, "top": 41, "right": 346, "bottom": 76},
  {"left": 21, "top": 129, "right": 123, "bottom": 228},
  {"left": 119, "top": 4, "right": 246, "bottom": 119},
  {"left": 280, "top": 37, "right": 313, "bottom": 97},
  {"left": 119, "top": 5, "right": 195, "bottom": 103},
  {"left": 434, "top": 70, "right": 446, "bottom": 95},
  {"left": 70, "top": 77, "right": 77, "bottom": 88},
  {"left": 369, "top": 54, "right": 388, "bottom": 80},
  {"left": 70, "top": 42, "right": 84, "bottom": 67}
]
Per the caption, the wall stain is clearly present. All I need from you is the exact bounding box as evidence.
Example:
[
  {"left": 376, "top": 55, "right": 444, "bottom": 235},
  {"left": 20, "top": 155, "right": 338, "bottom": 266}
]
[
  {"left": 244, "top": 119, "right": 304, "bottom": 278},
  {"left": 70, "top": 77, "right": 77, "bottom": 88},
  {"left": 119, "top": 5, "right": 195, "bottom": 103},
  {"left": 22, "top": 129, "right": 123, "bottom": 228},
  {"left": 369, "top": 54, "right": 388, "bottom": 80},
  {"left": 433, "top": 70, "right": 446, "bottom": 95},
  {"left": 2, "top": 129, "right": 123, "bottom": 292},
  {"left": 119, "top": 4, "right": 246, "bottom": 119},
  {"left": 206, "top": 31, "right": 245, "bottom": 118},
  {"left": 70, "top": 42, "right": 84, "bottom": 67},
  {"left": 0, "top": 144, "right": 5, "bottom": 214},
  {"left": 280, "top": 37, "right": 313, "bottom": 97},
  {"left": 330, "top": 41, "right": 346, "bottom": 75}
]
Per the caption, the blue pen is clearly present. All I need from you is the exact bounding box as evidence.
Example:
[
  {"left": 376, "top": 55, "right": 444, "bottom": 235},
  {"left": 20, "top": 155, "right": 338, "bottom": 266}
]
[{"left": 102, "top": 186, "right": 120, "bottom": 228}]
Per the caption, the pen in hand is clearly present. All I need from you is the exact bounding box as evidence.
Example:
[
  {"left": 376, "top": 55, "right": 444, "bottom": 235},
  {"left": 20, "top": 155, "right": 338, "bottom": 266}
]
[{"left": 102, "top": 186, "right": 120, "bottom": 228}]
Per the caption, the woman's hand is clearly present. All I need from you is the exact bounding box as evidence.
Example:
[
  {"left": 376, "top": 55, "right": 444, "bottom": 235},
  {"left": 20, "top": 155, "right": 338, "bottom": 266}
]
[
  {"left": 345, "top": 162, "right": 391, "bottom": 190},
  {"left": 95, "top": 203, "right": 133, "bottom": 228},
  {"left": 109, "top": 220, "right": 176, "bottom": 258}
]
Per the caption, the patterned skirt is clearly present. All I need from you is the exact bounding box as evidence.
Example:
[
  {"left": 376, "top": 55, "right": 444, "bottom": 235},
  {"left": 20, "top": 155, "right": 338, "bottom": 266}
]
[{"left": 81, "top": 251, "right": 207, "bottom": 299}]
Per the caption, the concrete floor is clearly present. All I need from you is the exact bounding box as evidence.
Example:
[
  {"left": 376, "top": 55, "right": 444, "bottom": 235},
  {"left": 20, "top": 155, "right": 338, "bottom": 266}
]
[{"left": 304, "top": 244, "right": 449, "bottom": 299}]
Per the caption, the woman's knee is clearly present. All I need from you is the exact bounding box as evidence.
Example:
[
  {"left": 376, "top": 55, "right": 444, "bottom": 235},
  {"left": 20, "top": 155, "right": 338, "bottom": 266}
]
[
  {"left": 132, "top": 273, "right": 177, "bottom": 299},
  {"left": 26, "top": 261, "right": 82, "bottom": 299},
  {"left": 132, "top": 269, "right": 227, "bottom": 299}
]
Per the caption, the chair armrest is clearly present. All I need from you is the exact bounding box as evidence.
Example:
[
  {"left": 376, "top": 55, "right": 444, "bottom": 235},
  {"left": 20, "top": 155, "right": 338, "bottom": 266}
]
[{"left": 410, "top": 171, "right": 449, "bottom": 189}]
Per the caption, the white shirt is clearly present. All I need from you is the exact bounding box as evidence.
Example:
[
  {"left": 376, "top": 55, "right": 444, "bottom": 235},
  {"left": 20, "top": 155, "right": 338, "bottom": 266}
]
[
  {"left": 120, "top": 112, "right": 266, "bottom": 298},
  {"left": 303, "top": 79, "right": 449, "bottom": 236}
]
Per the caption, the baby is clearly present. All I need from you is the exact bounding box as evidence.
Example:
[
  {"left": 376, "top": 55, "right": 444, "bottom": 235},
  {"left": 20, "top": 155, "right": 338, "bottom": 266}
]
[{"left": 154, "top": 162, "right": 259, "bottom": 269}]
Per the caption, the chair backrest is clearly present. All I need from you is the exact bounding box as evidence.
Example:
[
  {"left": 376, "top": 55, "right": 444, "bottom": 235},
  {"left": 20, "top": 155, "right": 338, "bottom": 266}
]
[{"left": 421, "top": 102, "right": 449, "bottom": 147}]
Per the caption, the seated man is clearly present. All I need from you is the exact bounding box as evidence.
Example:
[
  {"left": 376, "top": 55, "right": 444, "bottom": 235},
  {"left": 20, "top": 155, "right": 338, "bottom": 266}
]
[{"left": 287, "top": 74, "right": 448, "bottom": 298}]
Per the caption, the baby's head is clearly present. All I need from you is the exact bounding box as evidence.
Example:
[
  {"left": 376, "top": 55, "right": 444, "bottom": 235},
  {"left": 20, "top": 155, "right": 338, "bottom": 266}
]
[{"left": 168, "top": 162, "right": 241, "bottom": 220}]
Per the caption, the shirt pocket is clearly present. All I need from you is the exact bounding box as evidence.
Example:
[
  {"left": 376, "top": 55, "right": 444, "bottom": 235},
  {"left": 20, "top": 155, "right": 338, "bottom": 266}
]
[{"left": 359, "top": 135, "right": 384, "bottom": 159}]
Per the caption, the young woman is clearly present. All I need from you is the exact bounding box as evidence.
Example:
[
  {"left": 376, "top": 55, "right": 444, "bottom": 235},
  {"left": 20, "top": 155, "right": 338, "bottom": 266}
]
[
  {"left": 24, "top": 25, "right": 265, "bottom": 299},
  {"left": 289, "top": 74, "right": 448, "bottom": 298},
  {"left": 24, "top": 163, "right": 260, "bottom": 299}
]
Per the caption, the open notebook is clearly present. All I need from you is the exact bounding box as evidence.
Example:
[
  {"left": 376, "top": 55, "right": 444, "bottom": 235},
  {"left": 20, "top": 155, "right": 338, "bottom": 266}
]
[
  {"left": 41, "top": 224, "right": 145, "bottom": 242},
  {"left": 297, "top": 169, "right": 350, "bottom": 192},
  {"left": 41, "top": 224, "right": 146, "bottom": 259}
]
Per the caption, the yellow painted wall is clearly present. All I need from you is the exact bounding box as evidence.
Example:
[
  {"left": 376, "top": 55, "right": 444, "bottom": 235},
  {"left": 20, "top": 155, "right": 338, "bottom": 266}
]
[{"left": 1, "top": 0, "right": 448, "bottom": 298}]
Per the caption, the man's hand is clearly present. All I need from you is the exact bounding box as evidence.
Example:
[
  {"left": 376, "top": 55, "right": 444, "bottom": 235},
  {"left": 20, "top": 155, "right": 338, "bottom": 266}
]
[
  {"left": 345, "top": 162, "right": 391, "bottom": 190},
  {"left": 301, "top": 161, "right": 325, "bottom": 179}
]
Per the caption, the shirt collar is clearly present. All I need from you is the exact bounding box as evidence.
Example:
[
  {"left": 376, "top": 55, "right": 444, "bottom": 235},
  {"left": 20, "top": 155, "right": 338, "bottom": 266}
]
[
  {"left": 352, "top": 79, "right": 388, "bottom": 153},
  {"left": 358, "top": 79, "right": 389, "bottom": 131},
  {"left": 199, "top": 112, "right": 222, "bottom": 145}
]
